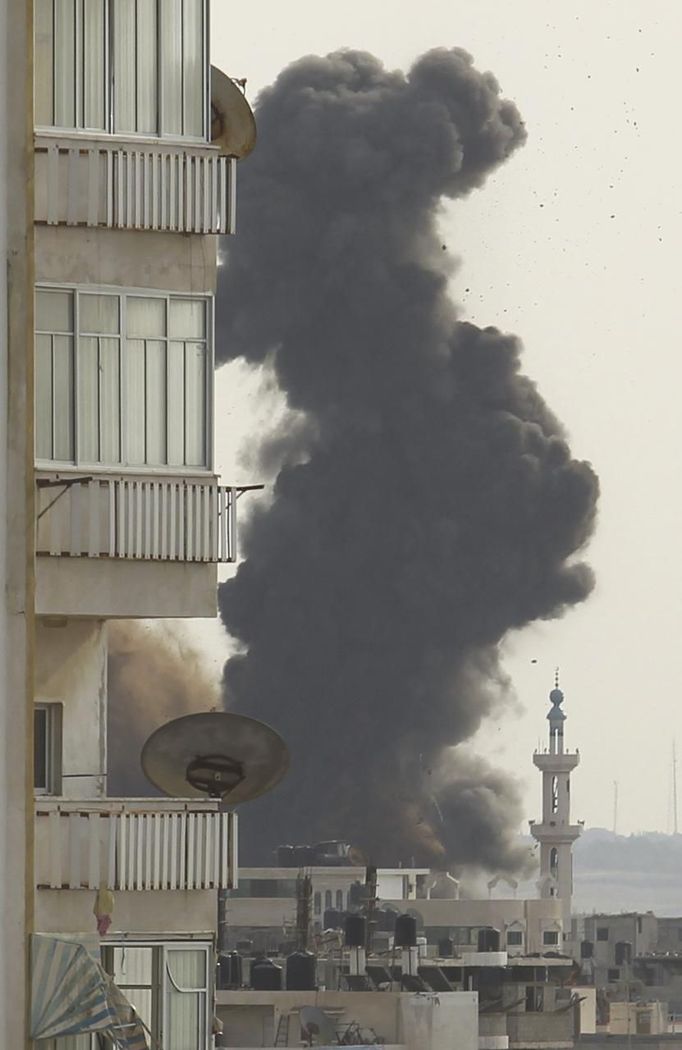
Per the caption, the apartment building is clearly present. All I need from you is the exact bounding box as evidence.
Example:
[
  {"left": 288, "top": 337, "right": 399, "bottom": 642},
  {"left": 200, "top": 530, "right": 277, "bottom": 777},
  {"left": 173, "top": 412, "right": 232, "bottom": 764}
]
[{"left": 1, "top": 2, "right": 254, "bottom": 1046}]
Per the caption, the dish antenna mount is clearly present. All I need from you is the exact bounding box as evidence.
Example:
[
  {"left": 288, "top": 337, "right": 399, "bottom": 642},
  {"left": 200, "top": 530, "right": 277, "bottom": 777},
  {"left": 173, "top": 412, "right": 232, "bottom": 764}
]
[{"left": 210, "top": 66, "right": 257, "bottom": 159}]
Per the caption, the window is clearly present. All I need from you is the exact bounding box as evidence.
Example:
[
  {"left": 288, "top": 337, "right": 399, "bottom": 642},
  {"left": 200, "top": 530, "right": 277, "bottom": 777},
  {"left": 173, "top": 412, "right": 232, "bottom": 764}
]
[
  {"left": 608, "top": 968, "right": 620, "bottom": 982},
  {"left": 507, "top": 930, "right": 523, "bottom": 946},
  {"left": 543, "top": 930, "right": 559, "bottom": 946},
  {"left": 35, "top": 0, "right": 207, "bottom": 139},
  {"left": 526, "top": 986, "right": 544, "bottom": 1012},
  {"left": 36, "top": 287, "right": 211, "bottom": 470},
  {"left": 549, "top": 847, "right": 559, "bottom": 877},
  {"left": 597, "top": 927, "right": 609, "bottom": 942},
  {"left": 551, "top": 775, "right": 559, "bottom": 813},
  {"left": 102, "top": 942, "right": 210, "bottom": 1050},
  {"left": 34, "top": 702, "right": 62, "bottom": 795},
  {"left": 313, "top": 892, "right": 321, "bottom": 917},
  {"left": 324, "top": 890, "right": 332, "bottom": 911},
  {"left": 336, "top": 889, "right": 344, "bottom": 910}
]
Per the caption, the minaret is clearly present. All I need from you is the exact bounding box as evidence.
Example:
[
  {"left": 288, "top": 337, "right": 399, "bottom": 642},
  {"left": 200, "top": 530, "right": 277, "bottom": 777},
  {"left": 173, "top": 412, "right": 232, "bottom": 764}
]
[{"left": 531, "top": 673, "right": 581, "bottom": 930}]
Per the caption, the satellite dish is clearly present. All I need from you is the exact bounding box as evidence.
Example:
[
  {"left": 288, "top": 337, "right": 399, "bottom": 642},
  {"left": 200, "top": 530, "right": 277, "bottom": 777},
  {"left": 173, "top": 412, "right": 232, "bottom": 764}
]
[
  {"left": 299, "top": 1006, "right": 337, "bottom": 1046},
  {"left": 210, "top": 66, "right": 257, "bottom": 159},
  {"left": 140, "top": 712, "right": 288, "bottom": 803}
]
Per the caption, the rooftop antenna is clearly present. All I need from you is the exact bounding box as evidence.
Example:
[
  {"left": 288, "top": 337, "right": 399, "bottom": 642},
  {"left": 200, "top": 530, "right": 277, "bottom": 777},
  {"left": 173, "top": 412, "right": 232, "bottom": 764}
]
[
  {"left": 667, "top": 739, "right": 675, "bottom": 835},
  {"left": 613, "top": 781, "right": 618, "bottom": 835}
]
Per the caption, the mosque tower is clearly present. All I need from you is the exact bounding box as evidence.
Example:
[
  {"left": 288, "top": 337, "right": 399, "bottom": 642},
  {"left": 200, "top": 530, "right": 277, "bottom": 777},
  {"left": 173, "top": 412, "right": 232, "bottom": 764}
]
[{"left": 531, "top": 674, "right": 581, "bottom": 931}]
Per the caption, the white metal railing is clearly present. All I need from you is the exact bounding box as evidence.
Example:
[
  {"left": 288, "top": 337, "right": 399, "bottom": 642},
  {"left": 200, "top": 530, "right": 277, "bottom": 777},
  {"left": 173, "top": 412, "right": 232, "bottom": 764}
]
[
  {"left": 35, "top": 799, "right": 238, "bottom": 891},
  {"left": 35, "top": 135, "right": 236, "bottom": 234},
  {"left": 35, "top": 473, "right": 237, "bottom": 563}
]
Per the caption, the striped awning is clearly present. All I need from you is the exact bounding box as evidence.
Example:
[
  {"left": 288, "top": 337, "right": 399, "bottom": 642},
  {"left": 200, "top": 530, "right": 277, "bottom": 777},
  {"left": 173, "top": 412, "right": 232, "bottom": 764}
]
[{"left": 31, "top": 935, "right": 148, "bottom": 1048}]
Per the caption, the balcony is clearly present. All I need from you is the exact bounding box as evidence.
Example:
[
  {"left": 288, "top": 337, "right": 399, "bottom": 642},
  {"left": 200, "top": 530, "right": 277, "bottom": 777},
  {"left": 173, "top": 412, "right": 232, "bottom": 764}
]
[
  {"left": 36, "top": 472, "right": 237, "bottom": 563},
  {"left": 35, "top": 798, "right": 237, "bottom": 892},
  {"left": 35, "top": 134, "right": 236, "bottom": 235}
]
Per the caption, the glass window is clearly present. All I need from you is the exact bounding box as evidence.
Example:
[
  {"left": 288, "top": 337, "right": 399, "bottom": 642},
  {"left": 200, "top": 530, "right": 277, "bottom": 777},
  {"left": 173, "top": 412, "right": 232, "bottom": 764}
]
[
  {"left": 34, "top": 703, "right": 62, "bottom": 795},
  {"left": 597, "top": 927, "right": 609, "bottom": 942},
  {"left": 507, "top": 930, "right": 523, "bottom": 946},
  {"left": 336, "top": 890, "right": 344, "bottom": 910},
  {"left": 35, "top": 0, "right": 207, "bottom": 140},
  {"left": 313, "top": 892, "right": 321, "bottom": 916},
  {"left": 35, "top": 287, "right": 210, "bottom": 470},
  {"left": 543, "top": 930, "right": 559, "bottom": 946},
  {"left": 103, "top": 941, "right": 210, "bottom": 1050}
]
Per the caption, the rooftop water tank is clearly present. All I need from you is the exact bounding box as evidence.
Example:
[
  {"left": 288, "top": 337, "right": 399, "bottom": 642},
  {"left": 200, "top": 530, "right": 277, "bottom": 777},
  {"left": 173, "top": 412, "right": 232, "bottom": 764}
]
[
  {"left": 286, "top": 951, "right": 317, "bottom": 991},
  {"left": 250, "top": 958, "right": 282, "bottom": 991}
]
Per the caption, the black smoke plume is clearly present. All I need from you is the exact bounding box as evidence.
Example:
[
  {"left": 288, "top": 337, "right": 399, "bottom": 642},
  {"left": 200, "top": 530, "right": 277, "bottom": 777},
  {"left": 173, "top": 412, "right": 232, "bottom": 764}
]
[{"left": 216, "top": 48, "right": 598, "bottom": 870}]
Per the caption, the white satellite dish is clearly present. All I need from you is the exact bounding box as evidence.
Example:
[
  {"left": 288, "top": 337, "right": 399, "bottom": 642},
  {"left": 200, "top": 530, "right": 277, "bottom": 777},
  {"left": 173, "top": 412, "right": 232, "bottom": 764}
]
[
  {"left": 140, "top": 711, "right": 288, "bottom": 803},
  {"left": 211, "top": 66, "right": 257, "bottom": 159}
]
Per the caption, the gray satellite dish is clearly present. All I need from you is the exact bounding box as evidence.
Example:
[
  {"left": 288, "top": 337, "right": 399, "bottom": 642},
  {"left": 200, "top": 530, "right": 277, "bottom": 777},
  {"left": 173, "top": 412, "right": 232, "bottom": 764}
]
[
  {"left": 299, "top": 1006, "right": 337, "bottom": 1046},
  {"left": 140, "top": 712, "right": 288, "bottom": 803},
  {"left": 210, "top": 66, "right": 257, "bottom": 159}
]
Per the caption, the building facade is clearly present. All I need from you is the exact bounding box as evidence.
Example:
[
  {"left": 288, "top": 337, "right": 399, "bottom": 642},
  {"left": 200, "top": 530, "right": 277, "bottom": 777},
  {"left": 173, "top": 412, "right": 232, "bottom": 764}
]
[{"left": 2, "top": 3, "right": 254, "bottom": 1047}]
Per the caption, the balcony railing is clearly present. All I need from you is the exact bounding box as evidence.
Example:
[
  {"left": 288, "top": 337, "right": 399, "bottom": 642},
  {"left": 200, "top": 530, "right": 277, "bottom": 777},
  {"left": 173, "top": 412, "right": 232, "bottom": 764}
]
[
  {"left": 36, "top": 473, "right": 237, "bottom": 563},
  {"left": 35, "top": 798, "right": 237, "bottom": 891},
  {"left": 35, "top": 134, "right": 236, "bottom": 234}
]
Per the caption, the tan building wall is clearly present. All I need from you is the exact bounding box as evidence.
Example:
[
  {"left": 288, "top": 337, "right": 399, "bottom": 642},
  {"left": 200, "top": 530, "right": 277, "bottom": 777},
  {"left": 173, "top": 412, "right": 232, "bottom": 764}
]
[
  {"left": 35, "top": 618, "right": 107, "bottom": 797},
  {"left": 36, "top": 558, "right": 218, "bottom": 620},
  {"left": 35, "top": 888, "right": 218, "bottom": 939},
  {"left": 35, "top": 225, "right": 217, "bottom": 293}
]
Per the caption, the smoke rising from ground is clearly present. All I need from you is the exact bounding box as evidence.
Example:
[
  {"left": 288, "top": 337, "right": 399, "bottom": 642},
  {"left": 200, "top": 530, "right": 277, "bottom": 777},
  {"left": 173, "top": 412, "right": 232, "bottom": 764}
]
[
  {"left": 215, "top": 48, "right": 599, "bottom": 870},
  {"left": 108, "top": 622, "right": 219, "bottom": 796}
]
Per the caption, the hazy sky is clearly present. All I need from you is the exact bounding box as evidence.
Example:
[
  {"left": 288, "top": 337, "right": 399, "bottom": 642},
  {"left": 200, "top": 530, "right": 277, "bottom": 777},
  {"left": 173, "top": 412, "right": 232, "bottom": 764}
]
[{"left": 191, "top": 1, "right": 682, "bottom": 838}]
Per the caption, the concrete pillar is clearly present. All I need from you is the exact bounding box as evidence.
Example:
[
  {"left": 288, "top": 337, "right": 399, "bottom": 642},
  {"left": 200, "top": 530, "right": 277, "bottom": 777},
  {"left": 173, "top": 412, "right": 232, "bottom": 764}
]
[{"left": 0, "top": 0, "right": 34, "bottom": 1045}]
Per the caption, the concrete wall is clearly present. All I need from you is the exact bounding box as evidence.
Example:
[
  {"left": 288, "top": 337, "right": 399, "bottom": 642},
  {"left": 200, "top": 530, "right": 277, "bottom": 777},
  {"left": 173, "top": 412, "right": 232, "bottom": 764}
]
[
  {"left": 583, "top": 914, "right": 659, "bottom": 967},
  {"left": 0, "top": 0, "right": 33, "bottom": 1045},
  {"left": 36, "top": 558, "right": 218, "bottom": 619},
  {"left": 506, "top": 1010, "right": 575, "bottom": 1049},
  {"left": 656, "top": 919, "right": 682, "bottom": 954},
  {"left": 35, "top": 225, "right": 216, "bottom": 292},
  {"left": 35, "top": 888, "right": 217, "bottom": 938},
  {"left": 35, "top": 618, "right": 107, "bottom": 797},
  {"left": 217, "top": 989, "right": 478, "bottom": 1050}
]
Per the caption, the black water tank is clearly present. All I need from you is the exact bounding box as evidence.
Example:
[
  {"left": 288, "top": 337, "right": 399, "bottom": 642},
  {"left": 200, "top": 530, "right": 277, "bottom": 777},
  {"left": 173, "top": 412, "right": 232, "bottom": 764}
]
[
  {"left": 395, "top": 914, "right": 418, "bottom": 949},
  {"left": 580, "top": 940, "right": 594, "bottom": 959},
  {"left": 217, "top": 952, "right": 243, "bottom": 989},
  {"left": 438, "top": 938, "right": 454, "bottom": 958},
  {"left": 286, "top": 951, "right": 317, "bottom": 991},
  {"left": 615, "top": 941, "right": 632, "bottom": 966},
  {"left": 250, "top": 958, "right": 283, "bottom": 991},
  {"left": 478, "top": 928, "right": 500, "bottom": 952},
  {"left": 345, "top": 914, "right": 367, "bottom": 948}
]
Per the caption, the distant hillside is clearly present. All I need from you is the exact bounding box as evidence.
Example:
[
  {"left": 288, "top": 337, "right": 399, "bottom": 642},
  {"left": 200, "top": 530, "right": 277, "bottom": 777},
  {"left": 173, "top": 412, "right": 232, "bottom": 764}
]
[{"left": 572, "top": 828, "right": 682, "bottom": 915}]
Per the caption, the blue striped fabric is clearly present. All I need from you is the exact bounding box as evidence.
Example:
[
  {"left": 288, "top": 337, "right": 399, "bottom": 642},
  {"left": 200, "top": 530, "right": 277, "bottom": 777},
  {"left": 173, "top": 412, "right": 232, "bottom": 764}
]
[{"left": 31, "top": 935, "right": 148, "bottom": 1048}]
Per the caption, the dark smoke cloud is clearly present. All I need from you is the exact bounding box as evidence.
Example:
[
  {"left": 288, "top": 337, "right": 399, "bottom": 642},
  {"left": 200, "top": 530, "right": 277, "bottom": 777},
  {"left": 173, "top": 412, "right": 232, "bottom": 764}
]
[{"left": 216, "top": 48, "right": 598, "bottom": 870}]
